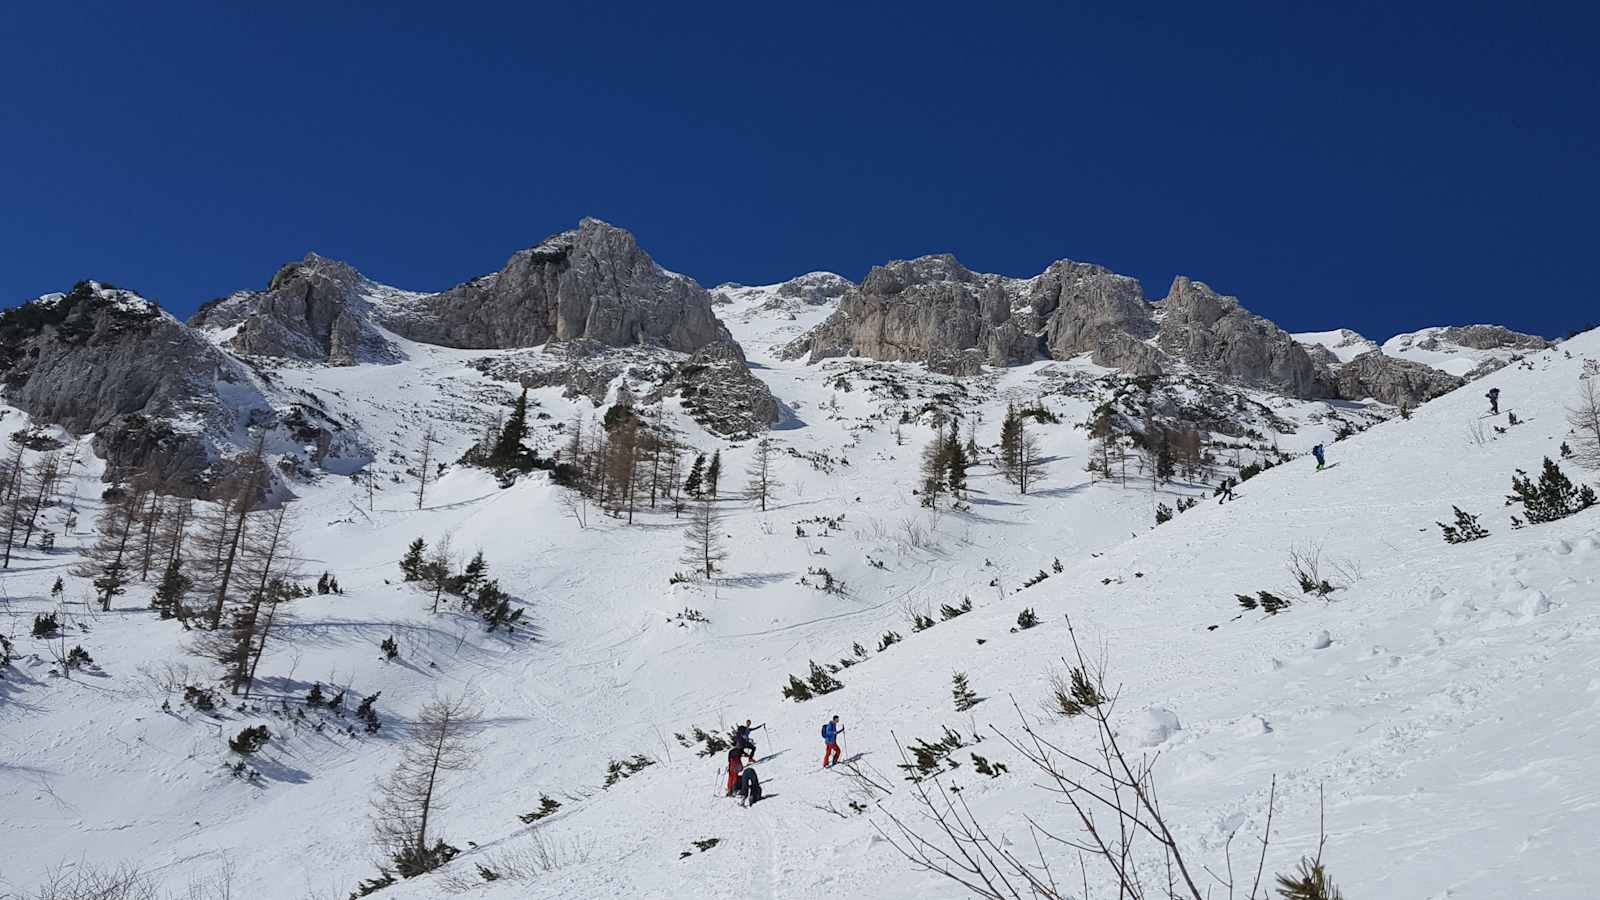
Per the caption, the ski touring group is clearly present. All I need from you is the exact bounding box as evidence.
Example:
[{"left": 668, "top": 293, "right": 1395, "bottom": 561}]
[{"left": 719, "top": 715, "right": 846, "bottom": 807}]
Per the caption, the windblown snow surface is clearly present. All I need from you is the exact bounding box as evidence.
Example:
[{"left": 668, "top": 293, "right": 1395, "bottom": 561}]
[
  {"left": 2, "top": 294, "right": 1598, "bottom": 899},
  {"left": 1382, "top": 327, "right": 1538, "bottom": 378}
]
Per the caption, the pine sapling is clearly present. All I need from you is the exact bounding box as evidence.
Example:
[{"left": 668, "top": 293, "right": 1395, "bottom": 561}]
[
  {"left": 517, "top": 795, "right": 563, "bottom": 823},
  {"left": 229, "top": 724, "right": 271, "bottom": 755},
  {"left": 1437, "top": 506, "right": 1490, "bottom": 543},
  {"left": 952, "top": 671, "right": 982, "bottom": 711},
  {"left": 806, "top": 660, "right": 844, "bottom": 695},
  {"left": 782, "top": 674, "right": 814, "bottom": 702}
]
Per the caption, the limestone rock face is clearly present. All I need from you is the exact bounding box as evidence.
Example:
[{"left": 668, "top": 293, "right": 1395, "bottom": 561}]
[
  {"left": 1154, "top": 277, "right": 1331, "bottom": 398},
  {"left": 773, "top": 272, "right": 855, "bottom": 306},
  {"left": 795, "top": 255, "right": 1031, "bottom": 374},
  {"left": 191, "top": 254, "right": 397, "bottom": 365},
  {"left": 1031, "top": 260, "right": 1151, "bottom": 361},
  {"left": 1430, "top": 325, "right": 1549, "bottom": 352},
  {"left": 0, "top": 282, "right": 265, "bottom": 492},
  {"left": 382, "top": 218, "right": 732, "bottom": 353},
  {"left": 790, "top": 255, "right": 1332, "bottom": 397},
  {"left": 1334, "top": 350, "right": 1465, "bottom": 406},
  {"left": 669, "top": 340, "right": 781, "bottom": 437}
]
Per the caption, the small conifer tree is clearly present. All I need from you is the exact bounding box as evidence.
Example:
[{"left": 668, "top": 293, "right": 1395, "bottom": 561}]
[
  {"left": 781, "top": 674, "right": 813, "bottom": 702},
  {"left": 683, "top": 453, "right": 706, "bottom": 498},
  {"left": 806, "top": 660, "right": 843, "bottom": 695},
  {"left": 228, "top": 725, "right": 271, "bottom": 755},
  {"left": 151, "top": 554, "right": 192, "bottom": 620},
  {"left": 1437, "top": 506, "right": 1490, "bottom": 543},
  {"left": 400, "top": 538, "right": 427, "bottom": 581},
  {"left": 952, "top": 671, "right": 981, "bottom": 711},
  {"left": 706, "top": 451, "right": 722, "bottom": 497},
  {"left": 1507, "top": 457, "right": 1597, "bottom": 524}
]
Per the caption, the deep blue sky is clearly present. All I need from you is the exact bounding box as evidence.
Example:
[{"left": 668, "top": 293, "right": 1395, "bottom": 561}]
[{"left": 2, "top": 2, "right": 1594, "bottom": 340}]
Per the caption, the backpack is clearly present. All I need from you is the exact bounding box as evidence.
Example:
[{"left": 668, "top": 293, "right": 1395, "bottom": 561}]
[
  {"left": 744, "top": 768, "right": 762, "bottom": 805},
  {"left": 820, "top": 723, "right": 829, "bottom": 740}
]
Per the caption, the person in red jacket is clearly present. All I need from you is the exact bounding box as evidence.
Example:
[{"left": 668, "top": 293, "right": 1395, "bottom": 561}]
[{"left": 725, "top": 745, "right": 744, "bottom": 796}]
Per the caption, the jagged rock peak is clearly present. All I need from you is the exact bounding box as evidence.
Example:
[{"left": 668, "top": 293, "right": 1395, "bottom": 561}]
[
  {"left": 379, "top": 217, "right": 733, "bottom": 353},
  {"left": 773, "top": 271, "right": 855, "bottom": 304},
  {"left": 1155, "top": 277, "right": 1329, "bottom": 398},
  {"left": 190, "top": 252, "right": 397, "bottom": 366},
  {"left": 25, "top": 280, "right": 165, "bottom": 319}
]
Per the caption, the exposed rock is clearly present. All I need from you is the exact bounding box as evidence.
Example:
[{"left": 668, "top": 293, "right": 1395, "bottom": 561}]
[
  {"left": 791, "top": 255, "right": 1331, "bottom": 397},
  {"left": 1031, "top": 260, "right": 1153, "bottom": 367},
  {"left": 0, "top": 282, "right": 368, "bottom": 495},
  {"left": 793, "top": 255, "right": 1030, "bottom": 374},
  {"left": 1334, "top": 350, "right": 1465, "bottom": 406},
  {"left": 382, "top": 218, "right": 732, "bottom": 353},
  {"left": 662, "top": 340, "right": 780, "bottom": 437},
  {"left": 1155, "top": 277, "right": 1330, "bottom": 398},
  {"left": 773, "top": 272, "right": 855, "bottom": 306},
  {"left": 469, "top": 341, "right": 678, "bottom": 406},
  {"left": 470, "top": 338, "right": 778, "bottom": 438},
  {"left": 192, "top": 254, "right": 398, "bottom": 365},
  {"left": 0, "top": 282, "right": 260, "bottom": 493},
  {"left": 1430, "top": 325, "right": 1549, "bottom": 352}
]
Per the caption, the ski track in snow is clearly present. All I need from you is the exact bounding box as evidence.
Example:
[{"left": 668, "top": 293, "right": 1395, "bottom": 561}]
[{"left": 1, "top": 289, "right": 1598, "bottom": 899}]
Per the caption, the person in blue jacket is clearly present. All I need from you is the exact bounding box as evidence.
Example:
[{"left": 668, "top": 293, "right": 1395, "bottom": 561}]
[
  {"left": 821, "top": 715, "right": 844, "bottom": 768},
  {"left": 1311, "top": 444, "right": 1325, "bottom": 471}
]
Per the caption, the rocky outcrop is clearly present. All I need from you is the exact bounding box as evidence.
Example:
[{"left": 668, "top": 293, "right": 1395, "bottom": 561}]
[
  {"left": 1030, "top": 261, "right": 1153, "bottom": 366},
  {"left": 0, "top": 282, "right": 367, "bottom": 494},
  {"left": 191, "top": 254, "right": 397, "bottom": 365},
  {"left": 665, "top": 340, "right": 781, "bottom": 437},
  {"left": 790, "top": 254, "right": 1331, "bottom": 397},
  {"left": 1430, "top": 325, "right": 1549, "bottom": 352},
  {"left": 1154, "top": 278, "right": 1330, "bottom": 398},
  {"left": 792, "top": 255, "right": 1030, "bottom": 375},
  {"left": 773, "top": 272, "right": 855, "bottom": 307},
  {"left": 0, "top": 282, "right": 261, "bottom": 492},
  {"left": 382, "top": 218, "right": 732, "bottom": 353},
  {"left": 1334, "top": 350, "right": 1465, "bottom": 406}
]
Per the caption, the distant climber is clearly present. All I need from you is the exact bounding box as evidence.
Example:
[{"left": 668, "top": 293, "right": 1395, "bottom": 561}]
[
  {"left": 1487, "top": 387, "right": 1500, "bottom": 415},
  {"left": 735, "top": 766, "right": 763, "bottom": 806},
  {"left": 821, "top": 715, "right": 844, "bottom": 768},
  {"left": 735, "top": 719, "right": 764, "bottom": 761},
  {"left": 1311, "top": 444, "right": 1326, "bottom": 471},
  {"left": 725, "top": 745, "right": 744, "bottom": 796}
]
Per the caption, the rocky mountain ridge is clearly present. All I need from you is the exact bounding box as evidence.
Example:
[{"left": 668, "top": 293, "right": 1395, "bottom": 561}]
[
  {"left": 1, "top": 222, "right": 1551, "bottom": 493},
  {"left": 781, "top": 254, "right": 1547, "bottom": 407}
]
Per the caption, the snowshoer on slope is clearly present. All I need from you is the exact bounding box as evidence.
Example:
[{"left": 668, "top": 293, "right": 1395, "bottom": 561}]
[
  {"left": 1487, "top": 387, "right": 1500, "bottom": 415},
  {"left": 735, "top": 719, "right": 764, "bottom": 760},
  {"left": 1312, "top": 444, "right": 1326, "bottom": 471},
  {"left": 821, "top": 715, "right": 844, "bottom": 768},
  {"left": 735, "top": 766, "right": 763, "bottom": 806},
  {"left": 725, "top": 745, "right": 744, "bottom": 796}
]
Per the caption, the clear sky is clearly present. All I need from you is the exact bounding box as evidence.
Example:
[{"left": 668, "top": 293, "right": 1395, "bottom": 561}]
[{"left": 1, "top": 2, "right": 1594, "bottom": 341}]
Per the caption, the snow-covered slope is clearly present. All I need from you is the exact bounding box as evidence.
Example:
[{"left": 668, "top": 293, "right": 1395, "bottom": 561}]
[
  {"left": 1292, "top": 328, "right": 1379, "bottom": 365},
  {"left": 1384, "top": 325, "right": 1550, "bottom": 378},
  {"left": 1, "top": 268, "right": 1596, "bottom": 900}
]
